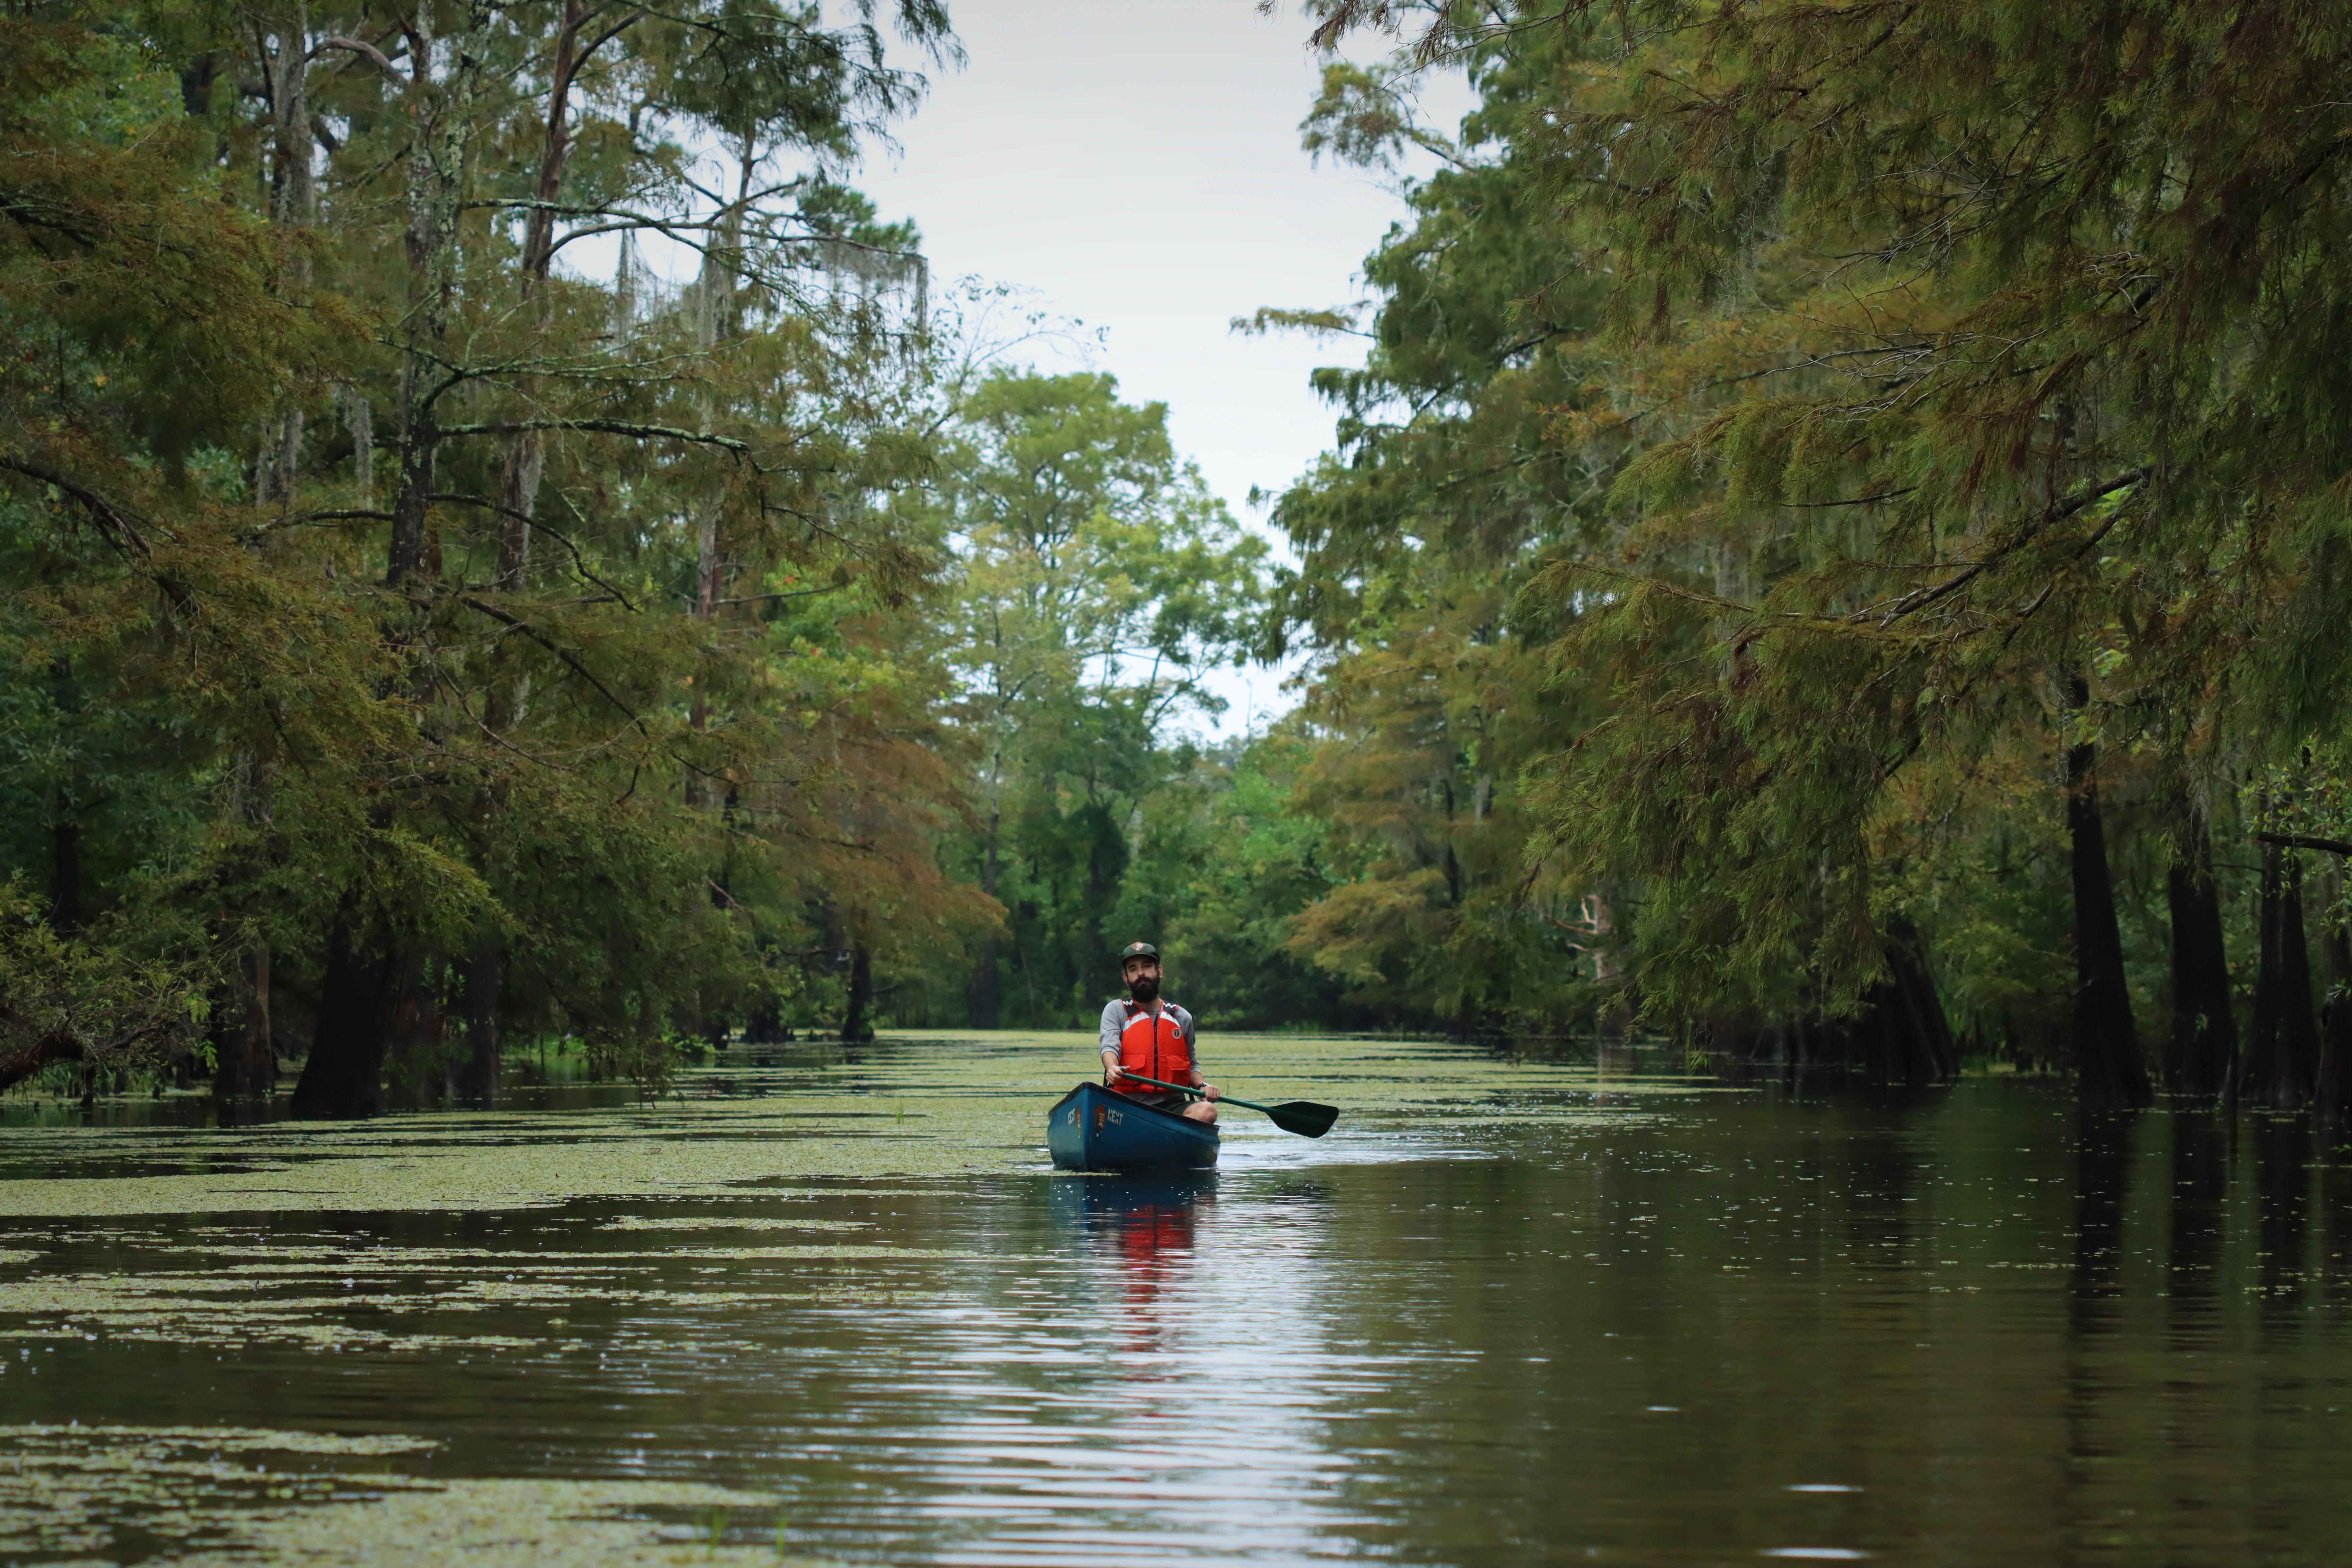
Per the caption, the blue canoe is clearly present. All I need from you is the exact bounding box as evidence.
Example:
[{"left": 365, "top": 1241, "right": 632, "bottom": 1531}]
[{"left": 1047, "top": 1080, "right": 1220, "bottom": 1172}]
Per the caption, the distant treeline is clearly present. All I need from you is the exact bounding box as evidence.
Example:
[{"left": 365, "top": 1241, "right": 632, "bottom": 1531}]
[{"left": 13, "top": 1, "right": 2352, "bottom": 1116}]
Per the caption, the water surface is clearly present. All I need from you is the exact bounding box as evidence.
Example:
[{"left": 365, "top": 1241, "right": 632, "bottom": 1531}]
[{"left": 0, "top": 1033, "right": 2344, "bottom": 1565}]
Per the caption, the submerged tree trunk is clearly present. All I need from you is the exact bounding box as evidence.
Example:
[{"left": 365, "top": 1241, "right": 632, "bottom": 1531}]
[
  {"left": 2166, "top": 809, "right": 2236, "bottom": 1096},
  {"left": 2253, "top": 1115, "right": 2314, "bottom": 1303},
  {"left": 379, "top": 956, "right": 445, "bottom": 1107},
  {"left": 2065, "top": 715, "right": 2152, "bottom": 1109},
  {"left": 2244, "top": 839, "right": 2320, "bottom": 1110},
  {"left": 291, "top": 923, "right": 393, "bottom": 1118},
  {"left": 460, "top": 935, "right": 500, "bottom": 1103},
  {"left": 841, "top": 943, "right": 874, "bottom": 1043},
  {"left": 1860, "top": 913, "right": 1959, "bottom": 1085},
  {"left": 2318, "top": 865, "right": 2352, "bottom": 1120},
  {"left": 213, "top": 945, "right": 277, "bottom": 1099}
]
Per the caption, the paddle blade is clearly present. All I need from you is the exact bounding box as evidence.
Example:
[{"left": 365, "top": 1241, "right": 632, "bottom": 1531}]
[{"left": 1266, "top": 1101, "right": 1339, "bottom": 1138}]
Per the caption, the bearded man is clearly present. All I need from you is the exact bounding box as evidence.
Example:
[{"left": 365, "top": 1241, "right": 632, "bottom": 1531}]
[{"left": 1097, "top": 941, "right": 1219, "bottom": 1125}]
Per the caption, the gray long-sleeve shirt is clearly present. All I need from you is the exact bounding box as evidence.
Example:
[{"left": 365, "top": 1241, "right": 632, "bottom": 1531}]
[{"left": 1098, "top": 998, "right": 1198, "bottom": 1081}]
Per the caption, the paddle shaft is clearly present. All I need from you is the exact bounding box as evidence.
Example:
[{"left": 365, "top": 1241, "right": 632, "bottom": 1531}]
[{"left": 1115, "top": 1071, "right": 1279, "bottom": 1117}]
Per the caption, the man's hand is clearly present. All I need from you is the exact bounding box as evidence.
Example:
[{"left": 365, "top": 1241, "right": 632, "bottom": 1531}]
[
  {"left": 1102, "top": 1056, "right": 1125, "bottom": 1084},
  {"left": 1199, "top": 1082, "right": 1219, "bottom": 1102}
]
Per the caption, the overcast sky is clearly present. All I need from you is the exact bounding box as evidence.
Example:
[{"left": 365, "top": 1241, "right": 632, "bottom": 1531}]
[{"left": 846, "top": 0, "right": 1469, "bottom": 735}]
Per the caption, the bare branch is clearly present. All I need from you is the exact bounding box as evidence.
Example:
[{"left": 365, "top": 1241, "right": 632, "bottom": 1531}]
[
  {"left": 307, "top": 35, "right": 408, "bottom": 80},
  {"left": 436, "top": 418, "right": 756, "bottom": 457}
]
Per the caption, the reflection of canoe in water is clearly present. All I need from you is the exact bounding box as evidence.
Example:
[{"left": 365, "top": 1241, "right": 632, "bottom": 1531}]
[
  {"left": 1046, "top": 1080, "right": 1220, "bottom": 1172},
  {"left": 1048, "top": 1168, "right": 1217, "bottom": 1232}
]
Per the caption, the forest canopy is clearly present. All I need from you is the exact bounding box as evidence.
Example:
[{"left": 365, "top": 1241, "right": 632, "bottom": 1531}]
[
  {"left": 8, "top": 0, "right": 2352, "bottom": 1114},
  {"left": 1256, "top": 0, "right": 2352, "bottom": 1109}
]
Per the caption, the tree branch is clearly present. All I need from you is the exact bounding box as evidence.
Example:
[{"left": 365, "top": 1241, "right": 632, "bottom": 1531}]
[
  {"left": 430, "top": 492, "right": 639, "bottom": 609},
  {"left": 1858, "top": 467, "right": 2148, "bottom": 629},
  {"left": 2254, "top": 831, "right": 2352, "bottom": 857},
  {"left": 436, "top": 418, "right": 755, "bottom": 457},
  {"left": 457, "top": 595, "right": 647, "bottom": 734},
  {"left": 306, "top": 35, "right": 408, "bottom": 80},
  {"left": 0, "top": 1029, "right": 81, "bottom": 1096},
  {"left": 0, "top": 455, "right": 155, "bottom": 555}
]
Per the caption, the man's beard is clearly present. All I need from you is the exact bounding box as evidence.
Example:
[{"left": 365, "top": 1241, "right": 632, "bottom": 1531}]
[{"left": 1128, "top": 976, "right": 1159, "bottom": 1004}]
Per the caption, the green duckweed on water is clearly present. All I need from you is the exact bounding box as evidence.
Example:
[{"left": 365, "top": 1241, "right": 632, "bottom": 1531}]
[
  {"left": 0, "top": 1425, "right": 805, "bottom": 1566},
  {"left": 4, "top": 1031, "right": 2344, "bottom": 1567},
  {"left": 0, "top": 1032, "right": 1662, "bottom": 1563},
  {"left": 0, "top": 1031, "right": 1642, "bottom": 1217}
]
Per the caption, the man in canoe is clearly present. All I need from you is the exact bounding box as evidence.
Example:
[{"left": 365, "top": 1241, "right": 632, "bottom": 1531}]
[{"left": 1100, "top": 940, "right": 1220, "bottom": 1124}]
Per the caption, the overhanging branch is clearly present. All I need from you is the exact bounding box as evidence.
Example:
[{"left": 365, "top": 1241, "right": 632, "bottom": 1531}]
[
  {"left": 457, "top": 595, "right": 647, "bottom": 736},
  {"left": 2255, "top": 831, "right": 2352, "bottom": 857},
  {"left": 436, "top": 418, "right": 756, "bottom": 458}
]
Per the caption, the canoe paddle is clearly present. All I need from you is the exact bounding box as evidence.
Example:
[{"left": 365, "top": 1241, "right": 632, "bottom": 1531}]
[{"left": 1113, "top": 1072, "right": 1339, "bottom": 1139}]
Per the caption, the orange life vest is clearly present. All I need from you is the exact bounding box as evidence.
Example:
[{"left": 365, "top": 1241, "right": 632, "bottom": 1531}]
[{"left": 1113, "top": 999, "right": 1192, "bottom": 1096}]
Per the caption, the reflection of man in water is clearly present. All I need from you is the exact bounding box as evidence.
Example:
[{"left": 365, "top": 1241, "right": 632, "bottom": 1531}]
[
  {"left": 1099, "top": 941, "right": 1220, "bottom": 1124},
  {"left": 1089, "top": 1176, "right": 1206, "bottom": 1361}
]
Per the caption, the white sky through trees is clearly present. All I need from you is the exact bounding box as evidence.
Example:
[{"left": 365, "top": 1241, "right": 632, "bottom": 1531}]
[{"left": 849, "top": 0, "right": 1470, "bottom": 736}]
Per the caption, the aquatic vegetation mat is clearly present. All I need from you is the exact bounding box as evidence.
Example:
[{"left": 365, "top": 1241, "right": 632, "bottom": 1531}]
[
  {"left": 0, "top": 1032, "right": 1660, "bottom": 1218},
  {"left": 0, "top": 1033, "right": 1702, "bottom": 1565},
  {"left": 0, "top": 1425, "right": 815, "bottom": 1565}
]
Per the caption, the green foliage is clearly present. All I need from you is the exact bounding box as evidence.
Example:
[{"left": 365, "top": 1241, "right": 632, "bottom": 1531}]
[
  {"left": 1258, "top": 0, "right": 2352, "bottom": 1061},
  {"left": 913, "top": 368, "right": 1276, "bottom": 1027},
  {"left": 0, "top": 878, "right": 205, "bottom": 1077},
  {"left": 1144, "top": 732, "right": 1364, "bottom": 1029},
  {"left": 0, "top": 0, "right": 976, "bottom": 1101}
]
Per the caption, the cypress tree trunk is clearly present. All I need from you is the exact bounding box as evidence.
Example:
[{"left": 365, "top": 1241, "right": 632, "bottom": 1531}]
[
  {"left": 378, "top": 957, "right": 444, "bottom": 1107},
  {"left": 248, "top": 4, "right": 313, "bottom": 510},
  {"left": 2277, "top": 865, "right": 2320, "bottom": 1108},
  {"left": 2166, "top": 810, "right": 2237, "bottom": 1096},
  {"left": 1866, "top": 913, "right": 1959, "bottom": 1085},
  {"left": 243, "top": 945, "right": 276, "bottom": 1096},
  {"left": 460, "top": 935, "right": 500, "bottom": 1104},
  {"left": 217, "top": 750, "right": 279, "bottom": 1102},
  {"left": 2065, "top": 721, "right": 2152, "bottom": 1108},
  {"left": 291, "top": 923, "right": 393, "bottom": 1119},
  {"left": 387, "top": 0, "right": 493, "bottom": 586},
  {"left": 742, "top": 946, "right": 787, "bottom": 1044},
  {"left": 2318, "top": 882, "right": 2352, "bottom": 1120},
  {"left": 841, "top": 944, "right": 874, "bottom": 1043},
  {"left": 214, "top": 945, "right": 276, "bottom": 1099},
  {"left": 2245, "top": 840, "right": 2320, "bottom": 1109}
]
